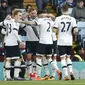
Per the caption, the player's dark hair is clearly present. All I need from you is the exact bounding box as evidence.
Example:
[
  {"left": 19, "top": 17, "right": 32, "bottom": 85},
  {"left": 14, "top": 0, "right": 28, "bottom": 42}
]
[
  {"left": 37, "top": 10, "right": 48, "bottom": 15},
  {"left": 11, "top": 5, "right": 19, "bottom": 13},
  {"left": 11, "top": 5, "right": 19, "bottom": 16},
  {"left": 25, "top": 4, "right": 32, "bottom": 11}
]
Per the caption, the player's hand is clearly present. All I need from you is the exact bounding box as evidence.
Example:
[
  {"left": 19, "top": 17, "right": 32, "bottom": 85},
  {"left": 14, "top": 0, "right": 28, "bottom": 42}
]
[
  {"left": 19, "top": 42, "right": 26, "bottom": 49},
  {"left": 73, "top": 28, "right": 78, "bottom": 34},
  {"left": 46, "top": 13, "right": 55, "bottom": 20},
  {"left": 5, "top": 15, "right": 12, "bottom": 20}
]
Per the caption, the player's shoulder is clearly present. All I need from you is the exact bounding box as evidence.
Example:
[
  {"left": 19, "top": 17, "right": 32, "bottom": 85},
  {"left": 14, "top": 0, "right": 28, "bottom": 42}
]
[
  {"left": 70, "top": 16, "right": 76, "bottom": 20},
  {"left": 62, "top": 15, "right": 76, "bottom": 21},
  {"left": 55, "top": 16, "right": 62, "bottom": 21},
  {"left": 37, "top": 18, "right": 43, "bottom": 23},
  {"left": 5, "top": 18, "right": 15, "bottom": 24},
  {"left": 55, "top": 16, "right": 60, "bottom": 19},
  {"left": 38, "top": 18, "right": 43, "bottom": 20},
  {"left": 37, "top": 18, "right": 48, "bottom": 24},
  {"left": 3, "top": 19, "right": 11, "bottom": 26},
  {"left": 68, "top": 16, "right": 76, "bottom": 22}
]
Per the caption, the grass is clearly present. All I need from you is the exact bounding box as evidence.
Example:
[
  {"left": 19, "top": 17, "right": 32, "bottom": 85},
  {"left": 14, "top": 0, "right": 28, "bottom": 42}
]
[{"left": 0, "top": 80, "right": 85, "bottom": 85}]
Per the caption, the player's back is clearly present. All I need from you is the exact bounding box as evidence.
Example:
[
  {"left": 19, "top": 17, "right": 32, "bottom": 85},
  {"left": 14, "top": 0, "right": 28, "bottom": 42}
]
[
  {"left": 55, "top": 15, "right": 77, "bottom": 46},
  {"left": 38, "top": 18, "right": 54, "bottom": 44},
  {"left": 4, "top": 19, "right": 20, "bottom": 46}
]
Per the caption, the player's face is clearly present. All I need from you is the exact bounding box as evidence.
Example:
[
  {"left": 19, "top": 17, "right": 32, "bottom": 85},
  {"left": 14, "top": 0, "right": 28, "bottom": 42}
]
[
  {"left": 29, "top": 10, "right": 37, "bottom": 18},
  {"left": 16, "top": 12, "right": 22, "bottom": 20}
]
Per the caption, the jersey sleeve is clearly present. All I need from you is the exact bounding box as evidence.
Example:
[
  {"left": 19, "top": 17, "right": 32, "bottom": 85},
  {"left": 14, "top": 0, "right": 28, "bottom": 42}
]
[
  {"left": 1, "top": 28, "right": 7, "bottom": 35},
  {"left": 72, "top": 18, "right": 77, "bottom": 28},
  {"left": 0, "top": 20, "right": 10, "bottom": 35},
  {"left": 0, "top": 19, "right": 8, "bottom": 26},
  {"left": 3, "top": 20, "right": 10, "bottom": 26},
  {"left": 53, "top": 17, "right": 59, "bottom": 28},
  {"left": 19, "top": 23, "right": 26, "bottom": 30}
]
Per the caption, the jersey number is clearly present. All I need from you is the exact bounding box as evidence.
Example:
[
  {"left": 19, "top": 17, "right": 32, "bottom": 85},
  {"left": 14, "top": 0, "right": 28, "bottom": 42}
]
[
  {"left": 7, "top": 24, "right": 12, "bottom": 35},
  {"left": 61, "top": 22, "right": 71, "bottom": 32},
  {"left": 47, "top": 22, "right": 51, "bottom": 32}
]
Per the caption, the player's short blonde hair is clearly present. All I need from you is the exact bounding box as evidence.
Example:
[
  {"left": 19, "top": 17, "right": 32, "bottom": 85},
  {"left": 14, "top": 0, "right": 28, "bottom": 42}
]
[{"left": 14, "top": 10, "right": 22, "bottom": 16}]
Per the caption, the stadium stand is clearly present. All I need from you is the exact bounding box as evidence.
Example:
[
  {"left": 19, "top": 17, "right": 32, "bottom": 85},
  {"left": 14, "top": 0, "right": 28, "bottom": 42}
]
[
  {"left": 77, "top": 22, "right": 85, "bottom": 47},
  {"left": 24, "top": 0, "right": 57, "bottom": 16}
]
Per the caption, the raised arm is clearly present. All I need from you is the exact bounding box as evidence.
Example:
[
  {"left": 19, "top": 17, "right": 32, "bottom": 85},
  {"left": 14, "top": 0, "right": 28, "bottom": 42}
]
[{"left": 17, "top": 20, "right": 37, "bottom": 26}]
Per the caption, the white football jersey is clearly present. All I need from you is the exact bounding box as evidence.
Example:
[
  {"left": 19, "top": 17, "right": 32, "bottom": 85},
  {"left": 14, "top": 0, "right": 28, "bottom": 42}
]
[
  {"left": 24, "top": 18, "right": 39, "bottom": 41},
  {"left": 37, "top": 18, "right": 54, "bottom": 44},
  {"left": 53, "top": 15, "right": 77, "bottom": 46},
  {"left": 2, "top": 19, "right": 21, "bottom": 46}
]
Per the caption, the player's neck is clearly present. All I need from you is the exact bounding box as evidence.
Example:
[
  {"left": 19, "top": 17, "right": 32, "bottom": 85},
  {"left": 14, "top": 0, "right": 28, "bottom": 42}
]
[{"left": 62, "top": 12, "right": 68, "bottom": 15}]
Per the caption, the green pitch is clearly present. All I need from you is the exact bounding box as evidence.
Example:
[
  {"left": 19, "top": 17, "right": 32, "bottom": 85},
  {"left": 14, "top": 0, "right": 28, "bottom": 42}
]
[{"left": 0, "top": 80, "right": 85, "bottom": 85}]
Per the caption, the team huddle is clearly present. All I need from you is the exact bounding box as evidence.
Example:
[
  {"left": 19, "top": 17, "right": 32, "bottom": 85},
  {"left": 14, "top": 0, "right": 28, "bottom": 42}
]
[{"left": 0, "top": 4, "right": 78, "bottom": 81}]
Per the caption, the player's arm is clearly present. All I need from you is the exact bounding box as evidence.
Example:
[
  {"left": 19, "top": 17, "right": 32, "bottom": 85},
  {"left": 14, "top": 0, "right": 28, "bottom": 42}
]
[
  {"left": 19, "top": 23, "right": 26, "bottom": 30},
  {"left": 0, "top": 16, "right": 12, "bottom": 26},
  {"left": 46, "top": 13, "right": 55, "bottom": 21},
  {"left": 73, "top": 27, "right": 78, "bottom": 34},
  {"left": 5, "top": 15, "right": 12, "bottom": 20},
  {"left": 72, "top": 17, "right": 78, "bottom": 42},
  {"left": 0, "top": 21, "right": 7, "bottom": 26},
  {"left": 52, "top": 27, "right": 58, "bottom": 34},
  {"left": 52, "top": 17, "right": 58, "bottom": 33},
  {"left": 72, "top": 27, "right": 78, "bottom": 42},
  {"left": 1, "top": 26, "right": 7, "bottom": 35},
  {"left": 0, "top": 21, "right": 8, "bottom": 35},
  {"left": 13, "top": 28, "right": 25, "bottom": 47},
  {"left": 16, "top": 20, "right": 37, "bottom": 26},
  {"left": 0, "top": 22, "right": 3, "bottom": 26},
  {"left": 0, "top": 18, "right": 7, "bottom": 26}
]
